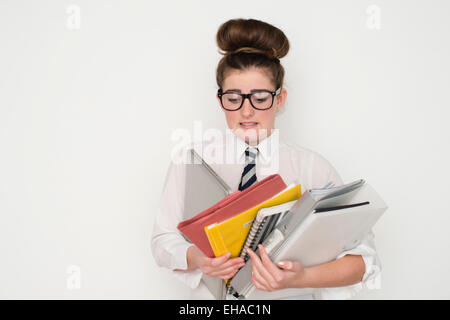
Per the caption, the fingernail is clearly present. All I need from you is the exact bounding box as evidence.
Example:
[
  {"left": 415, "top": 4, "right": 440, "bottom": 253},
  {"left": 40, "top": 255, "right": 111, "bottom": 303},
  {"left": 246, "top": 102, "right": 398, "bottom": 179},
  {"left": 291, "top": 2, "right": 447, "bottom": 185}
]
[
  {"left": 278, "top": 261, "right": 285, "bottom": 266},
  {"left": 226, "top": 252, "right": 231, "bottom": 258}
]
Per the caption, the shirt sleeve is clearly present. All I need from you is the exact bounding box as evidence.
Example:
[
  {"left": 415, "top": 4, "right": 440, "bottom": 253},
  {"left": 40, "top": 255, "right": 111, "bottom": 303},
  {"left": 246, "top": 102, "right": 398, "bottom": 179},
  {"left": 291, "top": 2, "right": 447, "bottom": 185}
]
[
  {"left": 309, "top": 152, "right": 382, "bottom": 299},
  {"left": 150, "top": 160, "right": 203, "bottom": 289},
  {"left": 314, "top": 230, "right": 382, "bottom": 299}
]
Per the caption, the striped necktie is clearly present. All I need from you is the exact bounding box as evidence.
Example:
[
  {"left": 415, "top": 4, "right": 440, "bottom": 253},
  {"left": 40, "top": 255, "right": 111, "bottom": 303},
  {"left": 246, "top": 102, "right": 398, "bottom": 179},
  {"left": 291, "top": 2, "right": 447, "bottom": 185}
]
[{"left": 238, "top": 147, "right": 258, "bottom": 191}]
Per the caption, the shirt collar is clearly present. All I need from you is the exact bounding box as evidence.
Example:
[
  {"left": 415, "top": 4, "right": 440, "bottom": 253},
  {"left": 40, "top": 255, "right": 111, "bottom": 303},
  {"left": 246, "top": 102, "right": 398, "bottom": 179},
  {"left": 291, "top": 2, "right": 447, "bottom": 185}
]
[
  {"left": 232, "top": 130, "right": 280, "bottom": 163},
  {"left": 233, "top": 134, "right": 248, "bottom": 163},
  {"left": 256, "top": 130, "right": 280, "bottom": 163}
]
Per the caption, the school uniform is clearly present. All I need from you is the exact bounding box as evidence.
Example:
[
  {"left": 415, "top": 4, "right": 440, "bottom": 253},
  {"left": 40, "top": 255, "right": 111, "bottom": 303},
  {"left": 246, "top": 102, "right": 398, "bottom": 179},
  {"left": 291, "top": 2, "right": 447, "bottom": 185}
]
[{"left": 151, "top": 131, "right": 381, "bottom": 299}]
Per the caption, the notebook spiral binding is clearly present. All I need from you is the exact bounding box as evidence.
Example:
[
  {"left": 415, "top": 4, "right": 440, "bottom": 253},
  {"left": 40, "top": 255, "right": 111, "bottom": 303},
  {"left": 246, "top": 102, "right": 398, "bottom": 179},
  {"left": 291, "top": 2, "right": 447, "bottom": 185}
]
[
  {"left": 240, "top": 216, "right": 269, "bottom": 261},
  {"left": 226, "top": 216, "right": 272, "bottom": 298}
]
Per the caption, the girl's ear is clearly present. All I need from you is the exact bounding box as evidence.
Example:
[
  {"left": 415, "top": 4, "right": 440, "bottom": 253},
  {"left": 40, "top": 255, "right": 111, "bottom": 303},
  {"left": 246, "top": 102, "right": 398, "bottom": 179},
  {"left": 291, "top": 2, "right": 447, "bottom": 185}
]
[
  {"left": 216, "top": 93, "right": 224, "bottom": 111},
  {"left": 275, "top": 88, "right": 287, "bottom": 113}
]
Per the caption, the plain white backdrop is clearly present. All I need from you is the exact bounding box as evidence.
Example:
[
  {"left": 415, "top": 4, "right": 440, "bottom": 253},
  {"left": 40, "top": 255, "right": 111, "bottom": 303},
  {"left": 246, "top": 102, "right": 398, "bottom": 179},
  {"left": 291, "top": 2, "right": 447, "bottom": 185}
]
[{"left": 1, "top": 0, "right": 449, "bottom": 299}]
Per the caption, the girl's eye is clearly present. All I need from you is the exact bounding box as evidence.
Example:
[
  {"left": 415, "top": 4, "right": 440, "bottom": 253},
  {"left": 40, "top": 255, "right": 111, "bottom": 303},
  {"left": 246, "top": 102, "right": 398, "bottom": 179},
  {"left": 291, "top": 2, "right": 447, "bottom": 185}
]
[
  {"left": 223, "top": 93, "right": 241, "bottom": 104},
  {"left": 253, "top": 92, "right": 270, "bottom": 101}
]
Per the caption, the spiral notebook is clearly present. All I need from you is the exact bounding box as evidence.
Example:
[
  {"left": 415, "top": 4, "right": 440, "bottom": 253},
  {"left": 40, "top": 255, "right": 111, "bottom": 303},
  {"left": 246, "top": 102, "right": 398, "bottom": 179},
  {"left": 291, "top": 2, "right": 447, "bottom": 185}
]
[{"left": 239, "top": 200, "right": 298, "bottom": 261}]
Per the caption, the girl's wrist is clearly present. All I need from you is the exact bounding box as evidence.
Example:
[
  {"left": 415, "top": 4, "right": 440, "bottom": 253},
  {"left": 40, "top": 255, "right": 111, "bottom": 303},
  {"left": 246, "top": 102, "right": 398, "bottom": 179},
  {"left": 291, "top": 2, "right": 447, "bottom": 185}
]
[
  {"left": 294, "top": 267, "right": 313, "bottom": 289},
  {"left": 186, "top": 245, "right": 200, "bottom": 270}
]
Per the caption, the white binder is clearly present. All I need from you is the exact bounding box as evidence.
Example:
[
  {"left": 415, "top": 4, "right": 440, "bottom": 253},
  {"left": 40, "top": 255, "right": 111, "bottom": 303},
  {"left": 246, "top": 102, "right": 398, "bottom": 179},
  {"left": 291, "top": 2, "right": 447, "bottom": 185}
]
[{"left": 229, "top": 179, "right": 387, "bottom": 300}]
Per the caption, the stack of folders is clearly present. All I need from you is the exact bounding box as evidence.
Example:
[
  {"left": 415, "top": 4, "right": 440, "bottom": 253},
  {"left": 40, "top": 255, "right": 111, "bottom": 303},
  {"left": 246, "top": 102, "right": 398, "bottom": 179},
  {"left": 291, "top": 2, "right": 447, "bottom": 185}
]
[
  {"left": 177, "top": 174, "right": 298, "bottom": 258},
  {"left": 177, "top": 149, "right": 302, "bottom": 299},
  {"left": 178, "top": 149, "right": 388, "bottom": 300},
  {"left": 229, "top": 179, "right": 388, "bottom": 300}
]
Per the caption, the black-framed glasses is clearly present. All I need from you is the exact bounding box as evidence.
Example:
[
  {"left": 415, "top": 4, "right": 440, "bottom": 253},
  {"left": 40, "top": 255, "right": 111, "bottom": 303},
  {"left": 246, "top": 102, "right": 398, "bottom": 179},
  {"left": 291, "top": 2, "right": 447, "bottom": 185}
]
[{"left": 217, "top": 88, "right": 281, "bottom": 111}]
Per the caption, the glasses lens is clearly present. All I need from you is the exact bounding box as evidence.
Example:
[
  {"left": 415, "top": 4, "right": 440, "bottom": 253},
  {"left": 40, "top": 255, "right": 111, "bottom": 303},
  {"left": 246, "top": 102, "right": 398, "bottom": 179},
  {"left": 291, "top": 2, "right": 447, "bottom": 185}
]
[
  {"left": 222, "top": 93, "right": 242, "bottom": 110},
  {"left": 251, "top": 91, "right": 272, "bottom": 109}
]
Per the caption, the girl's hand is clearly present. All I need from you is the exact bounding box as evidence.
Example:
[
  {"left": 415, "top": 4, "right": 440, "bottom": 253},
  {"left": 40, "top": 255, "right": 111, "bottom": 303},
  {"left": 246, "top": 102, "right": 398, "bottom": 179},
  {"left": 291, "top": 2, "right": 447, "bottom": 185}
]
[
  {"left": 246, "top": 244, "right": 306, "bottom": 291},
  {"left": 187, "top": 245, "right": 245, "bottom": 280}
]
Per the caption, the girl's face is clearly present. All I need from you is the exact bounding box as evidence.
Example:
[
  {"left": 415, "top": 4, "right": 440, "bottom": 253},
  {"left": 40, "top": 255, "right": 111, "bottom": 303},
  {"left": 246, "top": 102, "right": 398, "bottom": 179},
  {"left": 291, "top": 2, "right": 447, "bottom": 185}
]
[{"left": 217, "top": 67, "right": 287, "bottom": 145}]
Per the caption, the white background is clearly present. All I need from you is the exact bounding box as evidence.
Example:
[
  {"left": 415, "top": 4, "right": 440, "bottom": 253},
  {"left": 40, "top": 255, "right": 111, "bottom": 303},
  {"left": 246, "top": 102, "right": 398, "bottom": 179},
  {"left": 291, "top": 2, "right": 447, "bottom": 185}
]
[{"left": 1, "top": 0, "right": 449, "bottom": 299}]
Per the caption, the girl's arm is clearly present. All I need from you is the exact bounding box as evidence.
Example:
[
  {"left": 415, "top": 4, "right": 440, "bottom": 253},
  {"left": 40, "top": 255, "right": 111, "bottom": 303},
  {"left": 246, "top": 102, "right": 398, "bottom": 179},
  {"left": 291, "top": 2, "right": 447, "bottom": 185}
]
[
  {"left": 296, "top": 254, "right": 365, "bottom": 288},
  {"left": 246, "top": 244, "right": 365, "bottom": 291}
]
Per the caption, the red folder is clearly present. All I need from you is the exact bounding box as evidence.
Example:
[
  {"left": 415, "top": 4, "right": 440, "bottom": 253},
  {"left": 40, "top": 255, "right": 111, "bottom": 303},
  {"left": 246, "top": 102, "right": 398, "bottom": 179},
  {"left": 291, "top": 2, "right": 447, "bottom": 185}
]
[{"left": 177, "top": 174, "right": 286, "bottom": 257}]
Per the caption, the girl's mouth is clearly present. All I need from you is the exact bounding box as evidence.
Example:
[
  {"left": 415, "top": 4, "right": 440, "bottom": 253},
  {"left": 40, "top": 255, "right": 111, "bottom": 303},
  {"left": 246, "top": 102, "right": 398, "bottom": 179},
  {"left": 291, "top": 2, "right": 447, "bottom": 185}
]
[{"left": 239, "top": 122, "right": 258, "bottom": 129}]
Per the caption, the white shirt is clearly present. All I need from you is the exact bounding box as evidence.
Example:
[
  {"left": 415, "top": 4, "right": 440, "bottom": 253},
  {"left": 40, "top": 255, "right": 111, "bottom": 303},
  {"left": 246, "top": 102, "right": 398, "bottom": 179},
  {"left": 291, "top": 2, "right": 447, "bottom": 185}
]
[{"left": 151, "top": 131, "right": 381, "bottom": 299}]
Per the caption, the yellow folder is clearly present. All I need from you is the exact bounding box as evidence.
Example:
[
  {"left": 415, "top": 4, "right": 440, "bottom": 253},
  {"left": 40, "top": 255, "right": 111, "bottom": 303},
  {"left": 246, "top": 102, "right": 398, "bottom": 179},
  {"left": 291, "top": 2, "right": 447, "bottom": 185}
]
[{"left": 204, "top": 184, "right": 301, "bottom": 258}]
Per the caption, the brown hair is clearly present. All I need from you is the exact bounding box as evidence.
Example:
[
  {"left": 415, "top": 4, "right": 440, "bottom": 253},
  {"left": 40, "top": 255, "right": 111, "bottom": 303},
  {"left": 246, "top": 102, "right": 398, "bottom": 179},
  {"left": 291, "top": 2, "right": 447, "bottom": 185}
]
[{"left": 216, "top": 18, "right": 290, "bottom": 90}]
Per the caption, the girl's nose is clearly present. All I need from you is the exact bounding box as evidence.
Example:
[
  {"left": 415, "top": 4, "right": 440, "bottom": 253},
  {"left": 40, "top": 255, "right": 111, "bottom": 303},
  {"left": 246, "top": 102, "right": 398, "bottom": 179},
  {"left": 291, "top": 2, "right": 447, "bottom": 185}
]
[{"left": 240, "top": 97, "right": 254, "bottom": 117}]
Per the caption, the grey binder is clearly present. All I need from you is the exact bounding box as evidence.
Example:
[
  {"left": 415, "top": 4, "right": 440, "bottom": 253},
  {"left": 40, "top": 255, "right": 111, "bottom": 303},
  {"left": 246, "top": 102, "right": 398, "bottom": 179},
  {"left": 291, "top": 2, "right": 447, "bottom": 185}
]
[
  {"left": 229, "top": 179, "right": 388, "bottom": 300},
  {"left": 184, "top": 149, "right": 232, "bottom": 220},
  {"left": 183, "top": 149, "right": 232, "bottom": 300}
]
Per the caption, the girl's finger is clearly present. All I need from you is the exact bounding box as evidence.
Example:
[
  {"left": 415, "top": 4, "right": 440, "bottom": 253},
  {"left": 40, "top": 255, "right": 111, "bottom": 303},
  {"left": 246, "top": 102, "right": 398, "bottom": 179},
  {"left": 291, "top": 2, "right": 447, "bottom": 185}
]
[
  {"left": 210, "top": 255, "right": 243, "bottom": 268},
  {"left": 208, "top": 263, "right": 243, "bottom": 277},
  {"left": 258, "top": 244, "right": 283, "bottom": 281},
  {"left": 220, "top": 269, "right": 238, "bottom": 280},
  {"left": 210, "top": 252, "right": 231, "bottom": 267},
  {"left": 251, "top": 264, "right": 271, "bottom": 290},
  {"left": 247, "top": 248, "right": 277, "bottom": 288}
]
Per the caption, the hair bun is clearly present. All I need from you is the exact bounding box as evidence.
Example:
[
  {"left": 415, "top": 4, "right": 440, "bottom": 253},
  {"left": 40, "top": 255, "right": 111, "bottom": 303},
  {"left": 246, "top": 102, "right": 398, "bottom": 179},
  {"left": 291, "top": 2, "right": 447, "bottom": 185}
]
[{"left": 216, "top": 19, "right": 289, "bottom": 60}]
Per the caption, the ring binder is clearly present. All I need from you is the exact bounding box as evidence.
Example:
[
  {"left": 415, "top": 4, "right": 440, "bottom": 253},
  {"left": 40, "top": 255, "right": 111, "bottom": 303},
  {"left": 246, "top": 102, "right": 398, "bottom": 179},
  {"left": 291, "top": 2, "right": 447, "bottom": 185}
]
[{"left": 229, "top": 180, "right": 388, "bottom": 300}]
